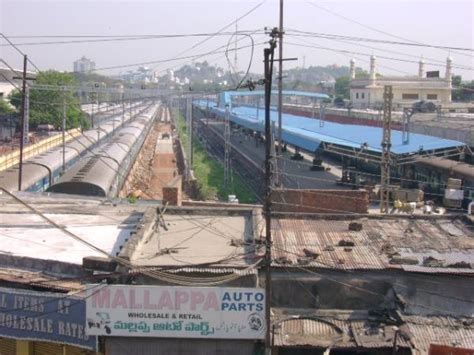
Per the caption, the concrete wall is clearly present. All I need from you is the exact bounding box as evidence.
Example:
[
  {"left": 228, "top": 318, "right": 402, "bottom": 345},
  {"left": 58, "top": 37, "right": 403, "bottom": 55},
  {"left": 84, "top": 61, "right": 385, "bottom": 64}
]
[
  {"left": 268, "top": 270, "right": 474, "bottom": 316},
  {"left": 271, "top": 189, "right": 369, "bottom": 214}
]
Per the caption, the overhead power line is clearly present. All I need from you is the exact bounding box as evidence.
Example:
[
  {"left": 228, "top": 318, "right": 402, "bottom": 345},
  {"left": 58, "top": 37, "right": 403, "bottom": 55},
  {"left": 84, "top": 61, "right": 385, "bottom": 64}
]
[
  {"left": 83, "top": 40, "right": 266, "bottom": 72},
  {"left": 304, "top": 0, "right": 473, "bottom": 59},
  {"left": 0, "top": 30, "right": 265, "bottom": 47},
  {"left": 0, "top": 33, "right": 41, "bottom": 72},
  {"left": 286, "top": 29, "right": 474, "bottom": 52},
  {"left": 285, "top": 40, "right": 474, "bottom": 72}
]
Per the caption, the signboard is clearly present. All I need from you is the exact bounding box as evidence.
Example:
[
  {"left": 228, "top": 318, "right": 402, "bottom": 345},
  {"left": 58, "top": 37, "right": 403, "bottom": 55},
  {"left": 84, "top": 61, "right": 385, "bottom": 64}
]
[
  {"left": 0, "top": 287, "right": 97, "bottom": 351},
  {"left": 86, "top": 285, "right": 265, "bottom": 339}
]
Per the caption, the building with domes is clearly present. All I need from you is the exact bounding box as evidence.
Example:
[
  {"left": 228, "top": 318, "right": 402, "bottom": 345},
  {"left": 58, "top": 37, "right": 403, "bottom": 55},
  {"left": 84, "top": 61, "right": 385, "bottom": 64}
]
[{"left": 349, "top": 56, "right": 453, "bottom": 108}]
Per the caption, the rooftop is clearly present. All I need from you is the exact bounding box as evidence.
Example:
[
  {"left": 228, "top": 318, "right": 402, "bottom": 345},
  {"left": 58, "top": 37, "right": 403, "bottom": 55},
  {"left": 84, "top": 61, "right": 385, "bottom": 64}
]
[
  {"left": 268, "top": 215, "right": 474, "bottom": 274},
  {"left": 130, "top": 210, "right": 258, "bottom": 268},
  {"left": 272, "top": 308, "right": 474, "bottom": 353},
  {"left": 0, "top": 192, "right": 147, "bottom": 275}
]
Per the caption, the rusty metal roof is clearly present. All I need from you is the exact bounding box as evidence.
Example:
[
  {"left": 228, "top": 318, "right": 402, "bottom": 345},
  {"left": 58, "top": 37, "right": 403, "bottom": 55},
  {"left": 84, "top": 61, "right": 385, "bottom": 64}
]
[
  {"left": 272, "top": 309, "right": 411, "bottom": 349},
  {"left": 401, "top": 314, "right": 474, "bottom": 353},
  {"left": 0, "top": 267, "right": 84, "bottom": 292},
  {"left": 268, "top": 216, "right": 474, "bottom": 274}
]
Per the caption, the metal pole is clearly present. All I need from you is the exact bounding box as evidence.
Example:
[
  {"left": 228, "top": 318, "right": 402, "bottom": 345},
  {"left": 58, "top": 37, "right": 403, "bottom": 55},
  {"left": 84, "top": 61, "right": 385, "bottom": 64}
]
[
  {"left": 264, "top": 42, "right": 276, "bottom": 355},
  {"left": 62, "top": 86, "right": 66, "bottom": 173},
  {"left": 380, "top": 86, "right": 393, "bottom": 214},
  {"left": 277, "top": 0, "right": 284, "bottom": 155},
  {"left": 91, "top": 94, "right": 94, "bottom": 128},
  {"left": 97, "top": 92, "right": 100, "bottom": 141},
  {"left": 18, "top": 55, "right": 27, "bottom": 191}
]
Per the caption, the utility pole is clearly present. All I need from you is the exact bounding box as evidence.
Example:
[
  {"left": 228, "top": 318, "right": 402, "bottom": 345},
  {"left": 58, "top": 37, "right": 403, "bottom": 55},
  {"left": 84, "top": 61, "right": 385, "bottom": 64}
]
[
  {"left": 380, "top": 85, "right": 393, "bottom": 214},
  {"left": 319, "top": 101, "right": 326, "bottom": 128},
  {"left": 18, "top": 55, "right": 28, "bottom": 191},
  {"left": 97, "top": 91, "right": 101, "bottom": 142},
  {"left": 224, "top": 104, "right": 231, "bottom": 189},
  {"left": 276, "top": 0, "right": 284, "bottom": 187},
  {"left": 186, "top": 96, "right": 193, "bottom": 168},
  {"left": 62, "top": 86, "right": 66, "bottom": 173},
  {"left": 264, "top": 31, "right": 277, "bottom": 355}
]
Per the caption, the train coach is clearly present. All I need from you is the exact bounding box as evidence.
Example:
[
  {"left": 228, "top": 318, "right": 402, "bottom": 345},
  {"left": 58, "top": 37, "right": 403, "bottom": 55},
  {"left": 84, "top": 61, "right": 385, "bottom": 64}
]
[
  {"left": 47, "top": 105, "right": 158, "bottom": 197},
  {"left": 0, "top": 102, "right": 153, "bottom": 192}
]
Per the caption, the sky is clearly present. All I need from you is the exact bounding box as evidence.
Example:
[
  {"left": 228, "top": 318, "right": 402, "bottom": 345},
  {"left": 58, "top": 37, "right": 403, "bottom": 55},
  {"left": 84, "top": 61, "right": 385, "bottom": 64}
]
[{"left": 1, "top": 0, "right": 473, "bottom": 80}]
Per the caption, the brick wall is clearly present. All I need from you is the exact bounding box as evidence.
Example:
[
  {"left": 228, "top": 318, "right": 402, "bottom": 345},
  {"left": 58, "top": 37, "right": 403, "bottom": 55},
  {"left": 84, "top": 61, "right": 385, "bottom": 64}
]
[
  {"left": 271, "top": 188, "right": 369, "bottom": 214},
  {"left": 162, "top": 175, "right": 182, "bottom": 206}
]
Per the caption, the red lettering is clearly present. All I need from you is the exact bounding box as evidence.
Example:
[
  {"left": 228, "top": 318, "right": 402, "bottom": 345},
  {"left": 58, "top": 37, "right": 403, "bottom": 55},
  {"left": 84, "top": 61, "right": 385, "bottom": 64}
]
[
  {"left": 111, "top": 289, "right": 127, "bottom": 308},
  {"left": 190, "top": 291, "right": 205, "bottom": 311},
  {"left": 175, "top": 291, "right": 189, "bottom": 310},
  {"left": 91, "top": 288, "right": 110, "bottom": 308}
]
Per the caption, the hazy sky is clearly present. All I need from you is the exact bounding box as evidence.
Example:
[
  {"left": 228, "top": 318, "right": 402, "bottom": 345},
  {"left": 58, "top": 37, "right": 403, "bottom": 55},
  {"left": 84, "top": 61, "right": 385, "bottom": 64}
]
[{"left": 1, "top": 0, "right": 473, "bottom": 80}]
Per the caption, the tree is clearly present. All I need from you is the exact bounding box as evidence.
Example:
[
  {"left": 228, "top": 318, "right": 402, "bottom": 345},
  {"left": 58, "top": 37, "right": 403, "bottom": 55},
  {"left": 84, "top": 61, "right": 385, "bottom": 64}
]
[
  {"left": 335, "top": 76, "right": 350, "bottom": 99},
  {"left": 451, "top": 75, "right": 474, "bottom": 102},
  {"left": 0, "top": 99, "right": 15, "bottom": 116},
  {"left": 9, "top": 70, "right": 90, "bottom": 130}
]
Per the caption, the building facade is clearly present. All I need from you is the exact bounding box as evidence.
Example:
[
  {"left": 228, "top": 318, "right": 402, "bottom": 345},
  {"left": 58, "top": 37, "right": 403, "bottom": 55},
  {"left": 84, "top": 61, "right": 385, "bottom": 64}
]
[
  {"left": 349, "top": 56, "right": 453, "bottom": 108},
  {"left": 73, "top": 56, "right": 96, "bottom": 73}
]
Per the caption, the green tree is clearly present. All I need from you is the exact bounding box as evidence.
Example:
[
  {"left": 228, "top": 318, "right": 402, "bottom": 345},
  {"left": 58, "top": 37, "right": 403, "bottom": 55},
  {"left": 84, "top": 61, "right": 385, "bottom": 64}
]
[
  {"left": 451, "top": 75, "right": 474, "bottom": 102},
  {"left": 335, "top": 76, "right": 350, "bottom": 99},
  {"left": 0, "top": 99, "right": 15, "bottom": 115},
  {"left": 9, "top": 70, "right": 90, "bottom": 130}
]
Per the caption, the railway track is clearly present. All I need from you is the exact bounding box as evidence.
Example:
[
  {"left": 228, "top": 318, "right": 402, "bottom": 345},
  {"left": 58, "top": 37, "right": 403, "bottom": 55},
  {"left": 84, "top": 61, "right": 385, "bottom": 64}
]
[{"left": 195, "top": 119, "right": 265, "bottom": 201}]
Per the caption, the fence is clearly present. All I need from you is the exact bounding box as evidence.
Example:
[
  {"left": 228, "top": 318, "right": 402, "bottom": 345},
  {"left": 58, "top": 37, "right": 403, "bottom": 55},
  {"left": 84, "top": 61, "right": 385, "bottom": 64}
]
[{"left": 0, "top": 128, "right": 82, "bottom": 172}]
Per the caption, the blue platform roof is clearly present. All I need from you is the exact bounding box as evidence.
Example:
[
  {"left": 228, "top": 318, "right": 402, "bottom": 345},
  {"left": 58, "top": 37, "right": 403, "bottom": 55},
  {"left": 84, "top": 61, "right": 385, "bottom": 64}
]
[
  {"left": 218, "top": 90, "right": 329, "bottom": 108},
  {"left": 194, "top": 100, "right": 464, "bottom": 156}
]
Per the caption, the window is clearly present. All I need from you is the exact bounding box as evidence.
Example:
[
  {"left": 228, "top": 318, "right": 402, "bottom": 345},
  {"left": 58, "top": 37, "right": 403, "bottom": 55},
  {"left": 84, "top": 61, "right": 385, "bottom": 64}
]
[
  {"left": 402, "top": 93, "right": 419, "bottom": 100},
  {"left": 361, "top": 93, "right": 365, "bottom": 99},
  {"left": 356, "top": 93, "right": 359, "bottom": 99},
  {"left": 427, "top": 94, "right": 438, "bottom": 100}
]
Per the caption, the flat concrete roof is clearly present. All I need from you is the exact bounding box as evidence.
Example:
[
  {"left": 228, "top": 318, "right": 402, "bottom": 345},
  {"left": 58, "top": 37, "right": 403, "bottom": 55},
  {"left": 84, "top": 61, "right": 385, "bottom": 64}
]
[
  {"left": 0, "top": 192, "right": 146, "bottom": 270},
  {"left": 131, "top": 213, "right": 255, "bottom": 268}
]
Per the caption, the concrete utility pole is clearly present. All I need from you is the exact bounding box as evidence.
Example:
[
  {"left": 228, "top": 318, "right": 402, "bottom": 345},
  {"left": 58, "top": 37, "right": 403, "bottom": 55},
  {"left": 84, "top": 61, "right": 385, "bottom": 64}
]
[
  {"left": 97, "top": 92, "right": 101, "bottom": 142},
  {"left": 62, "top": 86, "right": 66, "bottom": 173},
  {"left": 319, "top": 102, "right": 326, "bottom": 128},
  {"left": 186, "top": 96, "right": 193, "bottom": 168},
  {"left": 18, "top": 55, "right": 28, "bottom": 191},
  {"left": 224, "top": 104, "right": 231, "bottom": 189},
  {"left": 380, "top": 85, "right": 393, "bottom": 214},
  {"left": 264, "top": 31, "right": 277, "bottom": 355}
]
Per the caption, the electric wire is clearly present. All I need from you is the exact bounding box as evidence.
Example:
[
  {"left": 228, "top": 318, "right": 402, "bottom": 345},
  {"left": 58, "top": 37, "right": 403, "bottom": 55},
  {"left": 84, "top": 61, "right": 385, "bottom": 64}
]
[{"left": 304, "top": 0, "right": 474, "bottom": 59}]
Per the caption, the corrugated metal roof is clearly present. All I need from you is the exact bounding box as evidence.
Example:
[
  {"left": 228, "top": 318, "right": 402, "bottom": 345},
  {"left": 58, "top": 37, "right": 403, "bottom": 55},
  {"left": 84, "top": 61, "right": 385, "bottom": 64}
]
[
  {"left": 402, "top": 314, "right": 474, "bottom": 353},
  {"left": 272, "top": 219, "right": 385, "bottom": 270},
  {"left": 272, "top": 309, "right": 411, "bottom": 349},
  {"left": 274, "top": 317, "right": 348, "bottom": 348},
  {"left": 133, "top": 267, "right": 257, "bottom": 275},
  {"left": 268, "top": 217, "right": 474, "bottom": 274}
]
